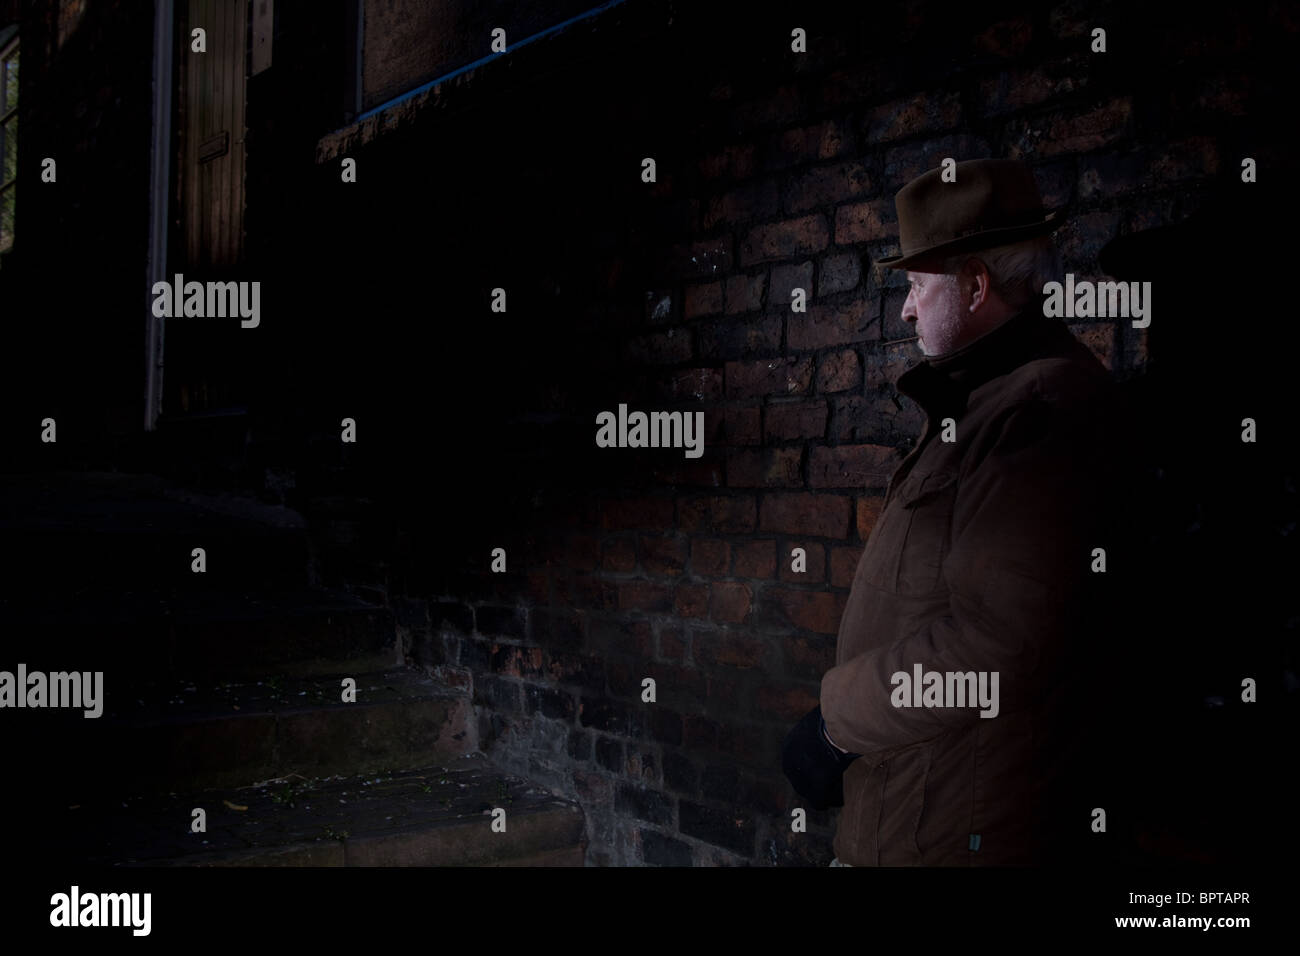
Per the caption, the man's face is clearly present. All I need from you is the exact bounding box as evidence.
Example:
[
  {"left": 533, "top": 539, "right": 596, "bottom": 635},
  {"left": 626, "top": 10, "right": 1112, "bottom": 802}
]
[{"left": 902, "top": 270, "right": 970, "bottom": 357}]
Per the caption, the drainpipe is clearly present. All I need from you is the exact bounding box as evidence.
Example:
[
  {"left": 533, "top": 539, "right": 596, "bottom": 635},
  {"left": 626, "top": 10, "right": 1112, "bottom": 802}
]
[{"left": 143, "top": 0, "right": 174, "bottom": 431}]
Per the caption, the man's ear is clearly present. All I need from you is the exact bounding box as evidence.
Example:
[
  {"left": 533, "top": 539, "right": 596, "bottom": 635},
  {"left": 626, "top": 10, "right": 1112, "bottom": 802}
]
[{"left": 964, "top": 257, "right": 992, "bottom": 312}]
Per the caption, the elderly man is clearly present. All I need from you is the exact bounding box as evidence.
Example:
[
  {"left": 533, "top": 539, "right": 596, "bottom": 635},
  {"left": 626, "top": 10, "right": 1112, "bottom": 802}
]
[{"left": 783, "top": 159, "right": 1124, "bottom": 865}]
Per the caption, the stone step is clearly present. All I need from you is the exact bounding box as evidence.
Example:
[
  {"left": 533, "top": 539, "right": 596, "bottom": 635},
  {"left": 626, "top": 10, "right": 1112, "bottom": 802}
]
[
  {"left": 0, "top": 471, "right": 315, "bottom": 593},
  {"left": 4, "top": 586, "right": 402, "bottom": 685},
  {"left": 50, "top": 753, "right": 585, "bottom": 866},
  {"left": 23, "top": 669, "right": 476, "bottom": 799}
]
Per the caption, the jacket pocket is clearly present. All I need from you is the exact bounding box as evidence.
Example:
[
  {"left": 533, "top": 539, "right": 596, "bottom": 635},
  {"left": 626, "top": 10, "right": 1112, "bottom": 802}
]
[
  {"left": 893, "top": 470, "right": 959, "bottom": 595},
  {"left": 869, "top": 742, "right": 935, "bottom": 865}
]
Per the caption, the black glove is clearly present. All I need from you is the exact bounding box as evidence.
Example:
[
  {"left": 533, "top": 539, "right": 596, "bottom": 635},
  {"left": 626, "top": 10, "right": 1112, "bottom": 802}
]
[{"left": 782, "top": 705, "right": 862, "bottom": 811}]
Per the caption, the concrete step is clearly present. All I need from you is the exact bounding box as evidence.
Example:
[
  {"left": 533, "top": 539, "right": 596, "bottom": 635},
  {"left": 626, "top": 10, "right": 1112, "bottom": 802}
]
[
  {"left": 51, "top": 753, "right": 585, "bottom": 866},
  {"left": 0, "top": 471, "right": 315, "bottom": 592},
  {"left": 3, "top": 586, "right": 401, "bottom": 684},
  {"left": 31, "top": 669, "right": 476, "bottom": 798}
]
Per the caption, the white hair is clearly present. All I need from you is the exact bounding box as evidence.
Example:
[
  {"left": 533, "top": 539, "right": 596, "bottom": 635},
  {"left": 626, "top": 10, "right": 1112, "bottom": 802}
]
[{"left": 937, "top": 235, "right": 1062, "bottom": 311}]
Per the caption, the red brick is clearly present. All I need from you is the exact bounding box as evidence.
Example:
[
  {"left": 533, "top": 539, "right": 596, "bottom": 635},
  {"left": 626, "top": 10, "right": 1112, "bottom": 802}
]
[
  {"left": 864, "top": 91, "right": 962, "bottom": 143},
  {"left": 602, "top": 497, "right": 675, "bottom": 531},
  {"left": 817, "top": 62, "right": 890, "bottom": 109},
  {"left": 881, "top": 134, "right": 994, "bottom": 191},
  {"left": 699, "top": 143, "right": 756, "bottom": 182},
  {"left": 784, "top": 634, "right": 837, "bottom": 681},
  {"left": 764, "top": 400, "right": 827, "bottom": 442},
  {"left": 716, "top": 720, "right": 768, "bottom": 760},
  {"left": 809, "top": 444, "right": 901, "bottom": 489},
  {"left": 1056, "top": 211, "right": 1122, "bottom": 272},
  {"left": 703, "top": 179, "right": 782, "bottom": 230},
  {"left": 602, "top": 537, "right": 637, "bottom": 573},
  {"left": 788, "top": 295, "right": 878, "bottom": 350},
  {"left": 1070, "top": 322, "right": 1117, "bottom": 372},
  {"left": 647, "top": 459, "right": 724, "bottom": 491},
  {"left": 653, "top": 367, "right": 724, "bottom": 403},
  {"left": 691, "top": 538, "right": 730, "bottom": 578},
  {"left": 770, "top": 261, "right": 814, "bottom": 306},
  {"left": 683, "top": 713, "right": 720, "bottom": 748},
  {"left": 658, "top": 625, "right": 687, "bottom": 661},
  {"left": 786, "top": 161, "right": 874, "bottom": 214},
  {"left": 834, "top": 198, "right": 896, "bottom": 245},
  {"left": 1150, "top": 136, "right": 1220, "bottom": 183},
  {"left": 779, "top": 542, "right": 826, "bottom": 583},
  {"left": 724, "top": 405, "right": 761, "bottom": 446},
  {"left": 725, "top": 273, "right": 766, "bottom": 315},
  {"left": 605, "top": 655, "right": 643, "bottom": 699},
  {"left": 590, "top": 616, "right": 654, "bottom": 657},
  {"left": 980, "top": 63, "right": 1084, "bottom": 117},
  {"left": 624, "top": 328, "right": 692, "bottom": 366},
  {"left": 709, "top": 582, "right": 752, "bottom": 624},
  {"left": 1009, "top": 97, "right": 1132, "bottom": 159},
  {"left": 759, "top": 493, "right": 852, "bottom": 538},
  {"left": 739, "top": 215, "right": 830, "bottom": 267},
  {"left": 856, "top": 495, "right": 886, "bottom": 539},
  {"left": 698, "top": 314, "right": 782, "bottom": 361},
  {"left": 818, "top": 254, "right": 862, "bottom": 297},
  {"left": 666, "top": 237, "right": 734, "bottom": 280},
  {"left": 684, "top": 281, "right": 724, "bottom": 319},
  {"left": 728, "top": 84, "right": 805, "bottom": 130},
  {"left": 769, "top": 119, "right": 853, "bottom": 170},
  {"left": 864, "top": 342, "right": 916, "bottom": 389},
  {"left": 695, "top": 630, "right": 765, "bottom": 668},
  {"left": 727, "top": 448, "right": 802, "bottom": 488},
  {"left": 755, "top": 684, "right": 820, "bottom": 722},
  {"left": 733, "top": 540, "right": 777, "bottom": 579},
  {"left": 882, "top": 287, "right": 911, "bottom": 342},
  {"left": 725, "top": 357, "right": 814, "bottom": 399},
  {"left": 1045, "top": 98, "right": 1133, "bottom": 155},
  {"left": 618, "top": 581, "right": 673, "bottom": 613},
  {"left": 640, "top": 535, "right": 688, "bottom": 576},
  {"left": 678, "top": 498, "right": 709, "bottom": 532},
  {"left": 557, "top": 533, "right": 598, "bottom": 572},
  {"left": 761, "top": 587, "right": 846, "bottom": 634},
  {"left": 709, "top": 495, "right": 758, "bottom": 534},
  {"left": 525, "top": 570, "right": 550, "bottom": 604},
  {"left": 492, "top": 643, "right": 545, "bottom": 679},
  {"left": 817, "top": 349, "right": 861, "bottom": 393},
  {"left": 830, "top": 545, "right": 864, "bottom": 588},
  {"left": 554, "top": 573, "right": 617, "bottom": 610},
  {"left": 973, "top": 17, "right": 1033, "bottom": 57},
  {"left": 674, "top": 582, "right": 709, "bottom": 619}
]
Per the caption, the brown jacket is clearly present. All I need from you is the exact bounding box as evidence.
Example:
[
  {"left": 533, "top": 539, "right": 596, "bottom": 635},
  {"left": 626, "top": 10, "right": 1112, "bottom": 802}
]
[{"left": 821, "top": 308, "right": 1123, "bottom": 865}]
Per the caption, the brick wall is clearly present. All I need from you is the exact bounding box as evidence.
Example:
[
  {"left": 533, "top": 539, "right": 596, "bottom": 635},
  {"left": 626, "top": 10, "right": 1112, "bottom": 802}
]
[{"left": 345, "top": 0, "right": 1299, "bottom": 865}]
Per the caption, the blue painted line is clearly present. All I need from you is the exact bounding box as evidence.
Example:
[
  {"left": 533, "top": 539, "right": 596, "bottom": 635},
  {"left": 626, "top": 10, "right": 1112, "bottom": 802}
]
[{"left": 351, "top": 0, "right": 634, "bottom": 125}]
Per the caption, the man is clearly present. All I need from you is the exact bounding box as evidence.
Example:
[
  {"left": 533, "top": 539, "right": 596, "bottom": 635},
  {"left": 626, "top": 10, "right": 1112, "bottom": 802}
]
[{"left": 782, "top": 159, "right": 1125, "bottom": 865}]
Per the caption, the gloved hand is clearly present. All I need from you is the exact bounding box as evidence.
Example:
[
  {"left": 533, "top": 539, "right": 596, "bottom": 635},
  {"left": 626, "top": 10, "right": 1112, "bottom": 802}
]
[{"left": 782, "top": 705, "right": 862, "bottom": 811}]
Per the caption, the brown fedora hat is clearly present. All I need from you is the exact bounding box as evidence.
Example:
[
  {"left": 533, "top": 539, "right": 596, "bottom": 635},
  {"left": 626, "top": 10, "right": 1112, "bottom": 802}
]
[{"left": 878, "top": 158, "right": 1066, "bottom": 271}]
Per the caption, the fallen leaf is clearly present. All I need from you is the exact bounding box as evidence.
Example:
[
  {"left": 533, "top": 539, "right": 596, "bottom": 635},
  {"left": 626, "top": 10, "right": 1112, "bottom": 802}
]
[{"left": 223, "top": 799, "right": 248, "bottom": 811}]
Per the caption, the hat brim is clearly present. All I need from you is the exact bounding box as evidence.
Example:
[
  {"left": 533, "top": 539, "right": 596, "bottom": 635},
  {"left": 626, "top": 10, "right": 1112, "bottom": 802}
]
[{"left": 878, "top": 207, "right": 1067, "bottom": 271}]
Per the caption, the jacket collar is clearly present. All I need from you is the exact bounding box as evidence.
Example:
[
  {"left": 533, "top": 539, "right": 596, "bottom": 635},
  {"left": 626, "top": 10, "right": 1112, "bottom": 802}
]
[{"left": 896, "top": 307, "right": 1066, "bottom": 419}]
